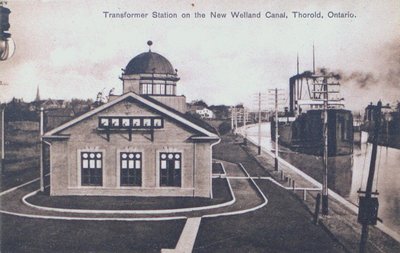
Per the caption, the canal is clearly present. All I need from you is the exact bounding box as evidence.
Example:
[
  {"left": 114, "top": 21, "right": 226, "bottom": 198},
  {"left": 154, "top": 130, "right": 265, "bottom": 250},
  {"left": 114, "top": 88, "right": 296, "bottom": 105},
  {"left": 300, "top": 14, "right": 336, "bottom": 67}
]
[{"left": 244, "top": 123, "right": 400, "bottom": 235}]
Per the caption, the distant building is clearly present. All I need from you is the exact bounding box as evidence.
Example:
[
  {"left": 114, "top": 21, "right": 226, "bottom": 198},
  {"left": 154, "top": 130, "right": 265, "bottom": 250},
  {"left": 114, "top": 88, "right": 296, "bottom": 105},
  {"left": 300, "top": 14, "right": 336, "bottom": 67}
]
[
  {"left": 29, "top": 98, "right": 67, "bottom": 112},
  {"left": 43, "top": 43, "right": 220, "bottom": 198},
  {"left": 196, "top": 108, "right": 214, "bottom": 119},
  {"left": 45, "top": 108, "right": 75, "bottom": 131}
]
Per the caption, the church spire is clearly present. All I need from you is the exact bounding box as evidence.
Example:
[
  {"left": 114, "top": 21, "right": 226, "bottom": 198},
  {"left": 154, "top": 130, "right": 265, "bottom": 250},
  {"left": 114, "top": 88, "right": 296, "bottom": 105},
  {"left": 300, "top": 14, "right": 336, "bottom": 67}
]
[{"left": 35, "top": 85, "right": 40, "bottom": 102}]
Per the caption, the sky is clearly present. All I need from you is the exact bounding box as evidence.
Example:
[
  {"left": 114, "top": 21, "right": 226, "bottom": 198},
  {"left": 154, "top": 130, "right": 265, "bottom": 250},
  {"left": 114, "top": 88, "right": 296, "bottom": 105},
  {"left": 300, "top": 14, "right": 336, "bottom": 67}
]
[{"left": 1, "top": 0, "right": 399, "bottom": 112}]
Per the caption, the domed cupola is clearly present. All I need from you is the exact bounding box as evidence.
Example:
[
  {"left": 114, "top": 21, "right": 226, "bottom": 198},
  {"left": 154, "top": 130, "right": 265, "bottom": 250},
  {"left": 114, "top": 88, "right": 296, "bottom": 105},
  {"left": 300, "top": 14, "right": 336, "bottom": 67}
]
[
  {"left": 125, "top": 51, "right": 176, "bottom": 76},
  {"left": 121, "top": 41, "right": 186, "bottom": 112}
]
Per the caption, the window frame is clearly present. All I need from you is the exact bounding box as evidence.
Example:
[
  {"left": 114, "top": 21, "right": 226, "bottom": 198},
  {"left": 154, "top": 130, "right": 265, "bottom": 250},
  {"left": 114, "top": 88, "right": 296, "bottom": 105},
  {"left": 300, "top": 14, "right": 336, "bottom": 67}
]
[
  {"left": 79, "top": 150, "right": 104, "bottom": 187},
  {"left": 119, "top": 151, "right": 143, "bottom": 187},
  {"left": 98, "top": 116, "right": 164, "bottom": 130},
  {"left": 159, "top": 151, "right": 182, "bottom": 187}
]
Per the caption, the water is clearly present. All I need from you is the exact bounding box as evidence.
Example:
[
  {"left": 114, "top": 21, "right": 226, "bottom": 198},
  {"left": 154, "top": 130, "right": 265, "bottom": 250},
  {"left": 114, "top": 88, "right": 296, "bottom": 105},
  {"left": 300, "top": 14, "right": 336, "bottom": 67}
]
[{"left": 244, "top": 123, "right": 400, "bottom": 235}]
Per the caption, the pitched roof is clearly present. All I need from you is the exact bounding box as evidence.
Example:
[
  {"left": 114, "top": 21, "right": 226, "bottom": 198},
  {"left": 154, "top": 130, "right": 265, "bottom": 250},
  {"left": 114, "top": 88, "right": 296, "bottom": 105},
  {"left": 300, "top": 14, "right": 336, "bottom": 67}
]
[
  {"left": 43, "top": 92, "right": 219, "bottom": 138},
  {"left": 142, "top": 95, "right": 218, "bottom": 135}
]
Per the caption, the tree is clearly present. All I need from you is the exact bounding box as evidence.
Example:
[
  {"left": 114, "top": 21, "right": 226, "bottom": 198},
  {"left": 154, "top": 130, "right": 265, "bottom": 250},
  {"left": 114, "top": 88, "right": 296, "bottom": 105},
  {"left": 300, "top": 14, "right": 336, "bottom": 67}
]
[{"left": 190, "top": 100, "right": 208, "bottom": 108}]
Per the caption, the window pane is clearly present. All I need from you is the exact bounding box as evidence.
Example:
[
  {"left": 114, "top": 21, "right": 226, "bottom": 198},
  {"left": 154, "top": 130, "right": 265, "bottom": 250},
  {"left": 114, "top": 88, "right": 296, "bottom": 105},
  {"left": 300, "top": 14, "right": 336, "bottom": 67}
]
[
  {"left": 175, "top": 160, "right": 180, "bottom": 169},
  {"left": 96, "top": 160, "right": 102, "bottom": 168},
  {"left": 166, "top": 85, "right": 172, "bottom": 94},
  {"left": 133, "top": 119, "right": 141, "bottom": 127},
  {"left": 89, "top": 160, "right": 95, "bottom": 169},
  {"left": 144, "top": 119, "right": 151, "bottom": 127},
  {"left": 112, "top": 118, "right": 119, "bottom": 126},
  {"left": 128, "top": 160, "right": 134, "bottom": 168},
  {"left": 122, "top": 160, "right": 127, "bottom": 169},
  {"left": 161, "top": 160, "right": 167, "bottom": 169},
  {"left": 82, "top": 176, "right": 89, "bottom": 184},
  {"left": 135, "top": 160, "right": 141, "bottom": 169},
  {"left": 100, "top": 118, "right": 109, "bottom": 127},
  {"left": 160, "top": 84, "right": 165, "bottom": 94},
  {"left": 82, "top": 160, "right": 88, "bottom": 168},
  {"left": 154, "top": 84, "right": 160, "bottom": 94},
  {"left": 154, "top": 119, "right": 162, "bottom": 127},
  {"left": 121, "top": 170, "right": 128, "bottom": 177},
  {"left": 122, "top": 118, "right": 130, "bottom": 127}
]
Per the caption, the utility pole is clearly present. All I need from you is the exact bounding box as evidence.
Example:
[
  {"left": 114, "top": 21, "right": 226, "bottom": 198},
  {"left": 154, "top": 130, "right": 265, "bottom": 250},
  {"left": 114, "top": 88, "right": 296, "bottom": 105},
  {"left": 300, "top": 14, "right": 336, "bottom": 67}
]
[
  {"left": 1, "top": 106, "right": 4, "bottom": 173},
  {"left": 230, "top": 106, "right": 234, "bottom": 133},
  {"left": 358, "top": 101, "right": 383, "bottom": 253},
  {"left": 321, "top": 78, "right": 329, "bottom": 215},
  {"left": 243, "top": 108, "right": 247, "bottom": 144},
  {"left": 274, "top": 88, "right": 279, "bottom": 171},
  {"left": 313, "top": 43, "right": 316, "bottom": 74},
  {"left": 268, "top": 88, "right": 285, "bottom": 170},
  {"left": 40, "top": 107, "right": 44, "bottom": 192},
  {"left": 258, "top": 92, "right": 262, "bottom": 155},
  {"left": 234, "top": 106, "right": 238, "bottom": 131}
]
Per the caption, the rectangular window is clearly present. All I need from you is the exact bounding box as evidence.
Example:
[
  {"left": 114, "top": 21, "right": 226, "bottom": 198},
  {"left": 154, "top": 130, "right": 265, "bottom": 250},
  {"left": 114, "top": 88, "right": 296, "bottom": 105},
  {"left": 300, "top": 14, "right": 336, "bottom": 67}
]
[
  {"left": 98, "top": 117, "right": 163, "bottom": 129},
  {"left": 143, "top": 118, "right": 151, "bottom": 127},
  {"left": 112, "top": 118, "right": 120, "bottom": 127},
  {"left": 166, "top": 85, "right": 173, "bottom": 95},
  {"left": 81, "top": 152, "right": 103, "bottom": 186},
  {"left": 160, "top": 152, "right": 181, "bottom": 187},
  {"left": 147, "top": 84, "right": 153, "bottom": 94},
  {"left": 140, "top": 84, "right": 145, "bottom": 94},
  {"left": 120, "top": 152, "right": 142, "bottom": 186},
  {"left": 132, "top": 118, "right": 141, "bottom": 127},
  {"left": 160, "top": 84, "right": 165, "bottom": 94},
  {"left": 100, "top": 118, "right": 109, "bottom": 127},
  {"left": 154, "top": 118, "right": 162, "bottom": 128},
  {"left": 154, "top": 84, "right": 161, "bottom": 94},
  {"left": 122, "top": 118, "right": 130, "bottom": 127}
]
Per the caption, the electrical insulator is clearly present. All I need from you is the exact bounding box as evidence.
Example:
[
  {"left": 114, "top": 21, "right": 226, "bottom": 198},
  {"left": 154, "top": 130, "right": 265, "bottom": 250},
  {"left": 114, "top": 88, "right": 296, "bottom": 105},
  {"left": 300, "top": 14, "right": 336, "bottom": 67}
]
[{"left": 0, "top": 6, "right": 15, "bottom": 61}]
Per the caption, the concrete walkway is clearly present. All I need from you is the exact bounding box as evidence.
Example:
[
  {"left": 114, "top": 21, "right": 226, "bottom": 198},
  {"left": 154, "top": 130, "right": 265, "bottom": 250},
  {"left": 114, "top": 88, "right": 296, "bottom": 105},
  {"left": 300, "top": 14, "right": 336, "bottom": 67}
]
[{"left": 162, "top": 217, "right": 202, "bottom": 253}]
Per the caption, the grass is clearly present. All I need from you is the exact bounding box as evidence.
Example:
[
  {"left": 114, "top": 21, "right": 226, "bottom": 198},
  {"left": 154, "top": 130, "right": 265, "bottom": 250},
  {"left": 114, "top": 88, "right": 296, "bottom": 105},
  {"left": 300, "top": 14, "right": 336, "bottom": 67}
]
[
  {"left": 27, "top": 178, "right": 232, "bottom": 210},
  {"left": 212, "top": 162, "right": 224, "bottom": 174},
  {"left": 0, "top": 166, "right": 39, "bottom": 192},
  {"left": 213, "top": 134, "right": 252, "bottom": 164},
  {"left": 0, "top": 214, "right": 185, "bottom": 253}
]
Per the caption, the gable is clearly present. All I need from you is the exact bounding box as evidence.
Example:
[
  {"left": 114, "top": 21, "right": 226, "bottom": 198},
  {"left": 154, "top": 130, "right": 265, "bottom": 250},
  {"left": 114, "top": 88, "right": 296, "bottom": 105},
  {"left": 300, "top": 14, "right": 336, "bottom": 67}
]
[{"left": 44, "top": 93, "right": 218, "bottom": 139}]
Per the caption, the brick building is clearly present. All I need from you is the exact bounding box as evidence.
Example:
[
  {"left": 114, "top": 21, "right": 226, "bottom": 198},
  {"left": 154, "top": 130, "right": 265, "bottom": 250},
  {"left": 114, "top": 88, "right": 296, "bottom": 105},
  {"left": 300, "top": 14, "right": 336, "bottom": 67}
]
[{"left": 43, "top": 44, "right": 220, "bottom": 198}]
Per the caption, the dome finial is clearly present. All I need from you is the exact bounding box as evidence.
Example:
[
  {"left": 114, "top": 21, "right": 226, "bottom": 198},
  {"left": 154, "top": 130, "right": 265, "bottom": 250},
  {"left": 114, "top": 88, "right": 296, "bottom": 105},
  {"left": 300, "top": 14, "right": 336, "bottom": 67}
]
[{"left": 147, "top": 40, "right": 153, "bottom": 52}]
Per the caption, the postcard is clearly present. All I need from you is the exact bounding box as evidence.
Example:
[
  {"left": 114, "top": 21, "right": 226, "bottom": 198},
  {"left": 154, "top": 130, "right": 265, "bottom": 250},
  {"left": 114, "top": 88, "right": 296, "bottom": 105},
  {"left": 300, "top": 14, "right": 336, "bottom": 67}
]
[{"left": 1, "top": 1, "right": 399, "bottom": 252}]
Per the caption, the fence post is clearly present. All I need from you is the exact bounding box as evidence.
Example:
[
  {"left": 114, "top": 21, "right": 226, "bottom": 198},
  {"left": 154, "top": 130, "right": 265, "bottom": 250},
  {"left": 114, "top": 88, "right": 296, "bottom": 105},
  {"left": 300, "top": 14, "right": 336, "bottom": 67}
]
[{"left": 314, "top": 193, "right": 321, "bottom": 224}]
